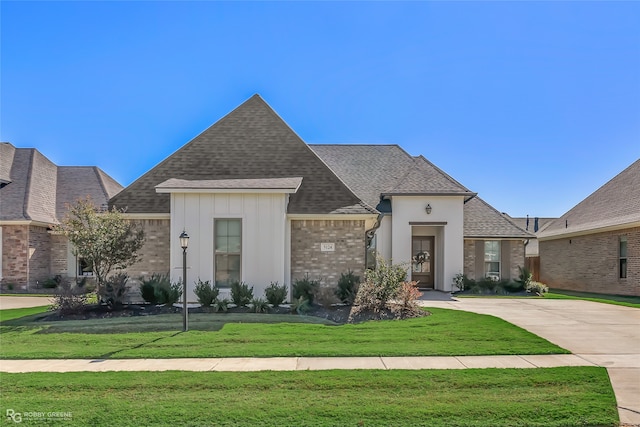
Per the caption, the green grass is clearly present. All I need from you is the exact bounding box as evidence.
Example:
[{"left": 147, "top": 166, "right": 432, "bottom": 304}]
[
  {"left": 547, "top": 289, "right": 640, "bottom": 308},
  {"left": 0, "top": 306, "right": 49, "bottom": 322},
  {"left": 0, "top": 308, "right": 568, "bottom": 359},
  {"left": 0, "top": 368, "right": 617, "bottom": 426}
]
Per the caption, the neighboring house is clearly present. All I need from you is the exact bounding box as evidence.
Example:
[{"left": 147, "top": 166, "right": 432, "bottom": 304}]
[
  {"left": 538, "top": 159, "right": 640, "bottom": 296},
  {"left": 0, "top": 142, "right": 123, "bottom": 289},
  {"left": 507, "top": 215, "right": 556, "bottom": 280},
  {"left": 111, "top": 94, "right": 532, "bottom": 300}
]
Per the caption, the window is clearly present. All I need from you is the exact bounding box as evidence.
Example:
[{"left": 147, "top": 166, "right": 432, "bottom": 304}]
[
  {"left": 620, "top": 236, "right": 627, "bottom": 279},
  {"left": 484, "top": 241, "right": 500, "bottom": 281},
  {"left": 77, "top": 257, "right": 93, "bottom": 276},
  {"left": 214, "top": 219, "right": 241, "bottom": 287}
]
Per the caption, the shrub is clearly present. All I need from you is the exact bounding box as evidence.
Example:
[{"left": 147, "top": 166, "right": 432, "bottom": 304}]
[
  {"left": 292, "top": 274, "right": 320, "bottom": 305},
  {"left": 230, "top": 281, "right": 253, "bottom": 307},
  {"left": 314, "top": 286, "right": 339, "bottom": 309},
  {"left": 250, "top": 298, "right": 270, "bottom": 313},
  {"left": 527, "top": 281, "right": 549, "bottom": 295},
  {"left": 213, "top": 298, "right": 230, "bottom": 313},
  {"left": 503, "top": 280, "right": 525, "bottom": 293},
  {"left": 335, "top": 270, "right": 360, "bottom": 304},
  {"left": 139, "top": 273, "right": 181, "bottom": 306},
  {"left": 264, "top": 282, "right": 287, "bottom": 307},
  {"left": 98, "top": 272, "right": 129, "bottom": 307},
  {"left": 290, "top": 296, "right": 311, "bottom": 315},
  {"left": 393, "top": 281, "right": 424, "bottom": 318},
  {"left": 52, "top": 277, "right": 87, "bottom": 315},
  {"left": 352, "top": 258, "right": 407, "bottom": 314},
  {"left": 515, "top": 266, "right": 532, "bottom": 291},
  {"left": 42, "top": 275, "right": 62, "bottom": 289},
  {"left": 194, "top": 279, "right": 219, "bottom": 307},
  {"left": 452, "top": 273, "right": 465, "bottom": 292}
]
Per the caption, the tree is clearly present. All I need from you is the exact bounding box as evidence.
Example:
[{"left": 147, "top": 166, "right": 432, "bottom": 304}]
[{"left": 57, "top": 197, "right": 145, "bottom": 293}]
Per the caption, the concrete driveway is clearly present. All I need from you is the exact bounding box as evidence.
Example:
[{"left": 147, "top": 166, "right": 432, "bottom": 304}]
[
  {"left": 421, "top": 298, "right": 640, "bottom": 426},
  {"left": 0, "top": 296, "right": 52, "bottom": 309}
]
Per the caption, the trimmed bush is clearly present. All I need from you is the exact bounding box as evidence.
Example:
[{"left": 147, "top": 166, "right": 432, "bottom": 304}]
[
  {"left": 194, "top": 279, "right": 219, "bottom": 307},
  {"left": 139, "top": 274, "right": 181, "bottom": 306},
  {"left": 250, "top": 298, "right": 270, "bottom": 313},
  {"left": 335, "top": 270, "right": 360, "bottom": 304},
  {"left": 99, "top": 272, "right": 129, "bottom": 307},
  {"left": 292, "top": 274, "right": 319, "bottom": 305},
  {"left": 393, "top": 281, "right": 423, "bottom": 318},
  {"left": 264, "top": 282, "right": 287, "bottom": 307},
  {"left": 230, "top": 281, "right": 253, "bottom": 307}
]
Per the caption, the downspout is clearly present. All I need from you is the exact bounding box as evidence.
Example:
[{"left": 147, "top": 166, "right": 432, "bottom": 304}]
[{"left": 365, "top": 213, "right": 384, "bottom": 269}]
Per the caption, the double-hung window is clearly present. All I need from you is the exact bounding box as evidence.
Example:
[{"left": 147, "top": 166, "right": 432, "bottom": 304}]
[
  {"left": 484, "top": 241, "right": 501, "bottom": 281},
  {"left": 214, "top": 219, "right": 241, "bottom": 287},
  {"left": 620, "top": 236, "right": 628, "bottom": 279}
]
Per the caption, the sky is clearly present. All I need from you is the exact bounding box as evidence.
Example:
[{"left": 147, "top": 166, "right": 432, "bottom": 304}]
[{"left": 1, "top": 1, "right": 639, "bottom": 218}]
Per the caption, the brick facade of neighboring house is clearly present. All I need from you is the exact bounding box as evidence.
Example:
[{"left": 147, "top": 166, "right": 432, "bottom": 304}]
[
  {"left": 538, "top": 159, "right": 639, "bottom": 296},
  {"left": 0, "top": 142, "right": 123, "bottom": 288},
  {"left": 540, "top": 227, "right": 640, "bottom": 296},
  {"left": 290, "top": 219, "right": 366, "bottom": 285},
  {"left": 463, "top": 239, "right": 525, "bottom": 282}
]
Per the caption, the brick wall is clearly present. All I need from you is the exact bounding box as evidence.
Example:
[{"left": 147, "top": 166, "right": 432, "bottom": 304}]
[
  {"left": 540, "top": 227, "right": 639, "bottom": 296},
  {"left": 290, "top": 219, "right": 365, "bottom": 286},
  {"left": 125, "top": 219, "right": 171, "bottom": 278},
  {"left": 50, "top": 234, "right": 68, "bottom": 277},
  {"left": 463, "top": 239, "right": 525, "bottom": 282},
  {"left": 1, "top": 225, "right": 29, "bottom": 287},
  {"left": 28, "top": 225, "right": 51, "bottom": 287}
]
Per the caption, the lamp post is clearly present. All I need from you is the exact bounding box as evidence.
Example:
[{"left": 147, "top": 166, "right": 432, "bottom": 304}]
[{"left": 179, "top": 230, "right": 189, "bottom": 332}]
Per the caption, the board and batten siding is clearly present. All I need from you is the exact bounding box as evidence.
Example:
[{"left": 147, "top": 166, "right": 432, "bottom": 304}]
[{"left": 170, "top": 192, "right": 288, "bottom": 302}]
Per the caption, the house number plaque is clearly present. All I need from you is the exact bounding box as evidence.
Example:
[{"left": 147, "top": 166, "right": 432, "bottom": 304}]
[{"left": 320, "top": 242, "right": 335, "bottom": 252}]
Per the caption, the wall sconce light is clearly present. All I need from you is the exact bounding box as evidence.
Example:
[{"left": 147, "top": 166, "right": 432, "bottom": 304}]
[{"left": 425, "top": 204, "right": 432, "bottom": 215}]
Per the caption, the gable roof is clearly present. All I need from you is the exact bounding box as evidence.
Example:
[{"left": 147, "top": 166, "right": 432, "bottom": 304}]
[
  {"left": 310, "top": 144, "right": 474, "bottom": 211},
  {"left": 0, "top": 143, "right": 123, "bottom": 224},
  {"left": 540, "top": 158, "right": 640, "bottom": 239},
  {"left": 311, "top": 144, "right": 532, "bottom": 239},
  {"left": 110, "top": 95, "right": 373, "bottom": 215},
  {"left": 463, "top": 197, "right": 535, "bottom": 239}
]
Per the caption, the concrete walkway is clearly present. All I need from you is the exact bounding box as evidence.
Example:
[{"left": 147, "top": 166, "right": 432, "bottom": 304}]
[
  {"left": 1, "top": 296, "right": 639, "bottom": 425},
  {"left": 0, "top": 295, "right": 52, "bottom": 309}
]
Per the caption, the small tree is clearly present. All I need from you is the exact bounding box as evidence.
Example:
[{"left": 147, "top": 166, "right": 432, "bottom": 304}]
[{"left": 57, "top": 197, "right": 145, "bottom": 295}]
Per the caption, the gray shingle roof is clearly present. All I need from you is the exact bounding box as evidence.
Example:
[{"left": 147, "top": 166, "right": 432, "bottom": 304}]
[
  {"left": 540, "top": 158, "right": 640, "bottom": 238},
  {"left": 311, "top": 144, "right": 532, "bottom": 239},
  {"left": 0, "top": 144, "right": 123, "bottom": 224},
  {"left": 463, "top": 197, "right": 535, "bottom": 238},
  {"left": 0, "top": 143, "right": 16, "bottom": 185},
  {"left": 110, "top": 95, "right": 372, "bottom": 215},
  {"left": 310, "top": 145, "right": 474, "bottom": 210}
]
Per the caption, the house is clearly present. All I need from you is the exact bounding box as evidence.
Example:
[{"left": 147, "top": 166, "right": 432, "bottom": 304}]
[
  {"left": 0, "top": 142, "right": 123, "bottom": 289},
  {"left": 111, "top": 95, "right": 532, "bottom": 300},
  {"left": 506, "top": 215, "right": 556, "bottom": 280},
  {"left": 538, "top": 159, "right": 640, "bottom": 296}
]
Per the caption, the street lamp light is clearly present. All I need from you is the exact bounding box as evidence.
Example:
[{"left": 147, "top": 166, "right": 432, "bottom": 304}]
[{"left": 179, "top": 230, "right": 189, "bottom": 332}]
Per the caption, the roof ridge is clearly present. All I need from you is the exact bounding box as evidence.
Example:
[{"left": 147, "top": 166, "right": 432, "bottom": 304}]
[
  {"left": 22, "top": 149, "right": 36, "bottom": 221},
  {"left": 92, "top": 167, "right": 110, "bottom": 208},
  {"left": 414, "top": 155, "right": 472, "bottom": 192}
]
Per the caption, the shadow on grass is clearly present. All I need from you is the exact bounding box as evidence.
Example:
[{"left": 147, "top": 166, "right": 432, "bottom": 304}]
[{"left": 95, "top": 331, "right": 184, "bottom": 359}]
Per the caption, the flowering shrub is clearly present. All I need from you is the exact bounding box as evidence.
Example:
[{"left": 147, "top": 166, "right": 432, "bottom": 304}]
[{"left": 393, "top": 281, "right": 423, "bottom": 318}]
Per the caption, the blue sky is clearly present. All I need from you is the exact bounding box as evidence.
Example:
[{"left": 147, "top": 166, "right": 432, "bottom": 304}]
[{"left": 2, "top": 1, "right": 639, "bottom": 218}]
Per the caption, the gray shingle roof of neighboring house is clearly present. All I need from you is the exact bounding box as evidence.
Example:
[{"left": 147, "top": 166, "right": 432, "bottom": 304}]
[
  {"left": 508, "top": 217, "right": 556, "bottom": 235},
  {"left": 0, "top": 143, "right": 16, "bottom": 185},
  {"left": 311, "top": 144, "right": 530, "bottom": 238},
  {"left": 0, "top": 144, "right": 123, "bottom": 224},
  {"left": 539, "top": 158, "right": 640, "bottom": 239},
  {"left": 310, "top": 145, "right": 474, "bottom": 210},
  {"left": 463, "top": 197, "right": 535, "bottom": 239},
  {"left": 110, "top": 95, "right": 373, "bottom": 215}
]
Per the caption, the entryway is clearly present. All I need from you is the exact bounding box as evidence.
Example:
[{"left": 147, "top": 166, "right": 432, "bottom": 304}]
[{"left": 411, "top": 236, "right": 434, "bottom": 289}]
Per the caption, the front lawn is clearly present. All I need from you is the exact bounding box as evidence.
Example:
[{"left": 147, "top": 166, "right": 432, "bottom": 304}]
[
  {"left": 0, "top": 308, "right": 569, "bottom": 359},
  {"left": 0, "top": 368, "right": 617, "bottom": 426},
  {"left": 547, "top": 289, "right": 640, "bottom": 308}
]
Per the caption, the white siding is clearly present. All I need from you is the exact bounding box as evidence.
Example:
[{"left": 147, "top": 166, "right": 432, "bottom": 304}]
[
  {"left": 390, "top": 196, "right": 465, "bottom": 291},
  {"left": 170, "top": 192, "right": 288, "bottom": 302}
]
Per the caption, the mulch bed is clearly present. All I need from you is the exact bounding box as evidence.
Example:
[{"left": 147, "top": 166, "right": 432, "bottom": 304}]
[{"left": 40, "top": 303, "right": 429, "bottom": 324}]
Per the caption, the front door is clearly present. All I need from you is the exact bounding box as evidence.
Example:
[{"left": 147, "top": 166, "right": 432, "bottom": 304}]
[{"left": 411, "top": 236, "right": 434, "bottom": 288}]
